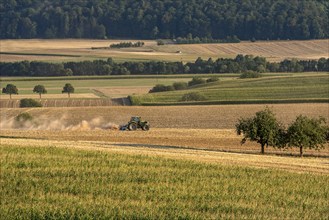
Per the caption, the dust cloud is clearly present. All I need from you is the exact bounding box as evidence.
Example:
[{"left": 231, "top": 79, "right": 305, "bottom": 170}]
[{"left": 0, "top": 114, "right": 119, "bottom": 131}]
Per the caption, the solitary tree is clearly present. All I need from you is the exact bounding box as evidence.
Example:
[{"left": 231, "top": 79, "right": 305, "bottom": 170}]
[
  {"left": 287, "top": 115, "right": 328, "bottom": 157},
  {"left": 62, "top": 83, "right": 74, "bottom": 98},
  {"left": 2, "top": 84, "right": 18, "bottom": 99},
  {"left": 33, "top": 85, "right": 47, "bottom": 99},
  {"left": 236, "top": 108, "right": 285, "bottom": 154}
]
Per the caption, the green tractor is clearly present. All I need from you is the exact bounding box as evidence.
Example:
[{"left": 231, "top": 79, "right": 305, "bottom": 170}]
[{"left": 120, "top": 116, "right": 150, "bottom": 131}]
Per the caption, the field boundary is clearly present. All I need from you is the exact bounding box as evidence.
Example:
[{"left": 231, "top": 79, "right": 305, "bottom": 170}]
[
  {"left": 0, "top": 98, "right": 129, "bottom": 108},
  {"left": 138, "top": 99, "right": 329, "bottom": 106}
]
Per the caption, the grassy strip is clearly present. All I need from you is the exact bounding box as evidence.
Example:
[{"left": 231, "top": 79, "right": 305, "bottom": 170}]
[
  {"left": 0, "top": 73, "right": 308, "bottom": 82},
  {"left": 0, "top": 52, "right": 81, "bottom": 58},
  {"left": 1, "top": 145, "right": 329, "bottom": 219},
  {"left": 138, "top": 99, "right": 329, "bottom": 106}
]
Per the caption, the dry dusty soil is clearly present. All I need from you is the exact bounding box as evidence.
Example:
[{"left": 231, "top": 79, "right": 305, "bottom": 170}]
[{"left": 1, "top": 103, "right": 328, "bottom": 170}]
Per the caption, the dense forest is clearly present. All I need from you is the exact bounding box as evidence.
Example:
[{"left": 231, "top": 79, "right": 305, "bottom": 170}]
[
  {"left": 1, "top": 0, "right": 328, "bottom": 40},
  {"left": 1, "top": 56, "right": 328, "bottom": 77}
]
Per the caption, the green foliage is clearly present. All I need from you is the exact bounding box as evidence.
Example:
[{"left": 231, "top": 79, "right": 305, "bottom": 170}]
[
  {"left": 1, "top": 56, "right": 329, "bottom": 77},
  {"left": 2, "top": 146, "right": 329, "bottom": 219},
  {"left": 175, "top": 35, "right": 240, "bottom": 44},
  {"left": 149, "top": 84, "right": 175, "bottom": 93},
  {"left": 19, "top": 99, "right": 42, "bottom": 108},
  {"left": 33, "top": 85, "right": 47, "bottom": 98},
  {"left": 3, "top": 0, "right": 328, "bottom": 40},
  {"left": 2, "top": 84, "right": 18, "bottom": 99},
  {"left": 181, "top": 92, "right": 207, "bottom": 102},
  {"left": 240, "top": 71, "right": 262, "bottom": 79},
  {"left": 15, "top": 112, "right": 33, "bottom": 122},
  {"left": 188, "top": 77, "right": 206, "bottom": 87},
  {"left": 206, "top": 77, "right": 219, "bottom": 83},
  {"left": 236, "top": 108, "right": 284, "bottom": 154},
  {"left": 110, "top": 42, "right": 144, "bottom": 48},
  {"left": 287, "top": 115, "right": 328, "bottom": 157},
  {"left": 62, "top": 83, "right": 74, "bottom": 98},
  {"left": 173, "top": 82, "right": 188, "bottom": 90},
  {"left": 14, "top": 112, "right": 34, "bottom": 128}
]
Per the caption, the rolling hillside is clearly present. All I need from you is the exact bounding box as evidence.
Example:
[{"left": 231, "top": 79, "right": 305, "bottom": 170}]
[{"left": 131, "top": 73, "right": 329, "bottom": 105}]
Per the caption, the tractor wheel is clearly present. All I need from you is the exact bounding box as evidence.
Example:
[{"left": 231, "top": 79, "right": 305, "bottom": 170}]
[
  {"left": 128, "top": 123, "right": 137, "bottom": 131},
  {"left": 142, "top": 124, "right": 150, "bottom": 131}
]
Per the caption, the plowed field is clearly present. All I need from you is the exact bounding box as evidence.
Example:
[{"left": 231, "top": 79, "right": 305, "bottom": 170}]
[{"left": 1, "top": 103, "right": 328, "bottom": 159}]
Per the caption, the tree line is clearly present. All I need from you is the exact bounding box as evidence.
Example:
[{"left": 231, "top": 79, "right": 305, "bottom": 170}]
[
  {"left": 2, "top": 83, "right": 75, "bottom": 99},
  {"left": 1, "top": 0, "right": 328, "bottom": 40},
  {"left": 1, "top": 56, "right": 328, "bottom": 77},
  {"left": 236, "top": 108, "right": 329, "bottom": 157}
]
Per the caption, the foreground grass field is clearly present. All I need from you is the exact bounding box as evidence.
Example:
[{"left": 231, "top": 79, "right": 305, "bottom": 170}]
[
  {"left": 1, "top": 144, "right": 329, "bottom": 219},
  {"left": 1, "top": 39, "right": 328, "bottom": 62}
]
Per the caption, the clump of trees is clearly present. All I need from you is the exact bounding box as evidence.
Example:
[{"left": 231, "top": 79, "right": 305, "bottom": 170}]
[
  {"left": 174, "top": 35, "right": 240, "bottom": 44},
  {"left": 149, "top": 77, "right": 218, "bottom": 93},
  {"left": 188, "top": 77, "right": 206, "bottom": 87},
  {"left": 236, "top": 108, "right": 329, "bottom": 157},
  {"left": 20, "top": 99, "right": 42, "bottom": 108},
  {"left": 2, "top": 84, "right": 18, "bottom": 99},
  {"left": 1, "top": 56, "right": 329, "bottom": 77},
  {"left": 110, "top": 42, "right": 145, "bottom": 48}
]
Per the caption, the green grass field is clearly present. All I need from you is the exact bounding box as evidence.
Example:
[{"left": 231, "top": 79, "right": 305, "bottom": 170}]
[
  {"left": 131, "top": 73, "right": 329, "bottom": 105},
  {"left": 1, "top": 145, "right": 328, "bottom": 219}
]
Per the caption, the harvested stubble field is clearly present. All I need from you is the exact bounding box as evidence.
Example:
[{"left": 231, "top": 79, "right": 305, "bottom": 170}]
[
  {"left": 1, "top": 104, "right": 328, "bottom": 129},
  {"left": 1, "top": 103, "right": 328, "bottom": 157},
  {"left": 1, "top": 39, "right": 328, "bottom": 62}
]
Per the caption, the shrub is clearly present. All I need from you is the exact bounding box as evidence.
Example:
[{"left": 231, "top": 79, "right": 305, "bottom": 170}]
[
  {"left": 188, "top": 77, "right": 206, "bottom": 87},
  {"left": 20, "top": 99, "right": 42, "bottom": 108},
  {"left": 149, "top": 84, "right": 174, "bottom": 93},
  {"left": 206, "top": 77, "right": 219, "bottom": 83},
  {"left": 157, "top": 40, "right": 165, "bottom": 45},
  {"left": 173, "top": 82, "right": 188, "bottom": 90},
  {"left": 240, "top": 71, "right": 262, "bottom": 79},
  {"left": 165, "top": 85, "right": 175, "bottom": 91},
  {"left": 15, "top": 112, "right": 33, "bottom": 122},
  {"left": 181, "top": 92, "right": 207, "bottom": 101},
  {"left": 14, "top": 112, "right": 34, "bottom": 128}
]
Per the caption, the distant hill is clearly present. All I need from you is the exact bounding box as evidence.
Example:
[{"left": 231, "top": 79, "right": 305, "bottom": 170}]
[{"left": 1, "top": 0, "right": 328, "bottom": 40}]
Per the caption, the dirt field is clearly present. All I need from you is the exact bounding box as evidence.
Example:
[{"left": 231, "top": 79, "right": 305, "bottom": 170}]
[
  {"left": 1, "top": 39, "right": 328, "bottom": 62},
  {"left": 1, "top": 103, "right": 328, "bottom": 158},
  {"left": 1, "top": 104, "right": 328, "bottom": 128}
]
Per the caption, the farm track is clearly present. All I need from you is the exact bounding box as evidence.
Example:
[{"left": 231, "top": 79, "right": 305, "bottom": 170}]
[{"left": 1, "top": 136, "right": 328, "bottom": 174}]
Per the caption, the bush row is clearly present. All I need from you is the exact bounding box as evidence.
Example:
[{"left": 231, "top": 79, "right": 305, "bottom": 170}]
[{"left": 149, "top": 77, "right": 219, "bottom": 93}]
